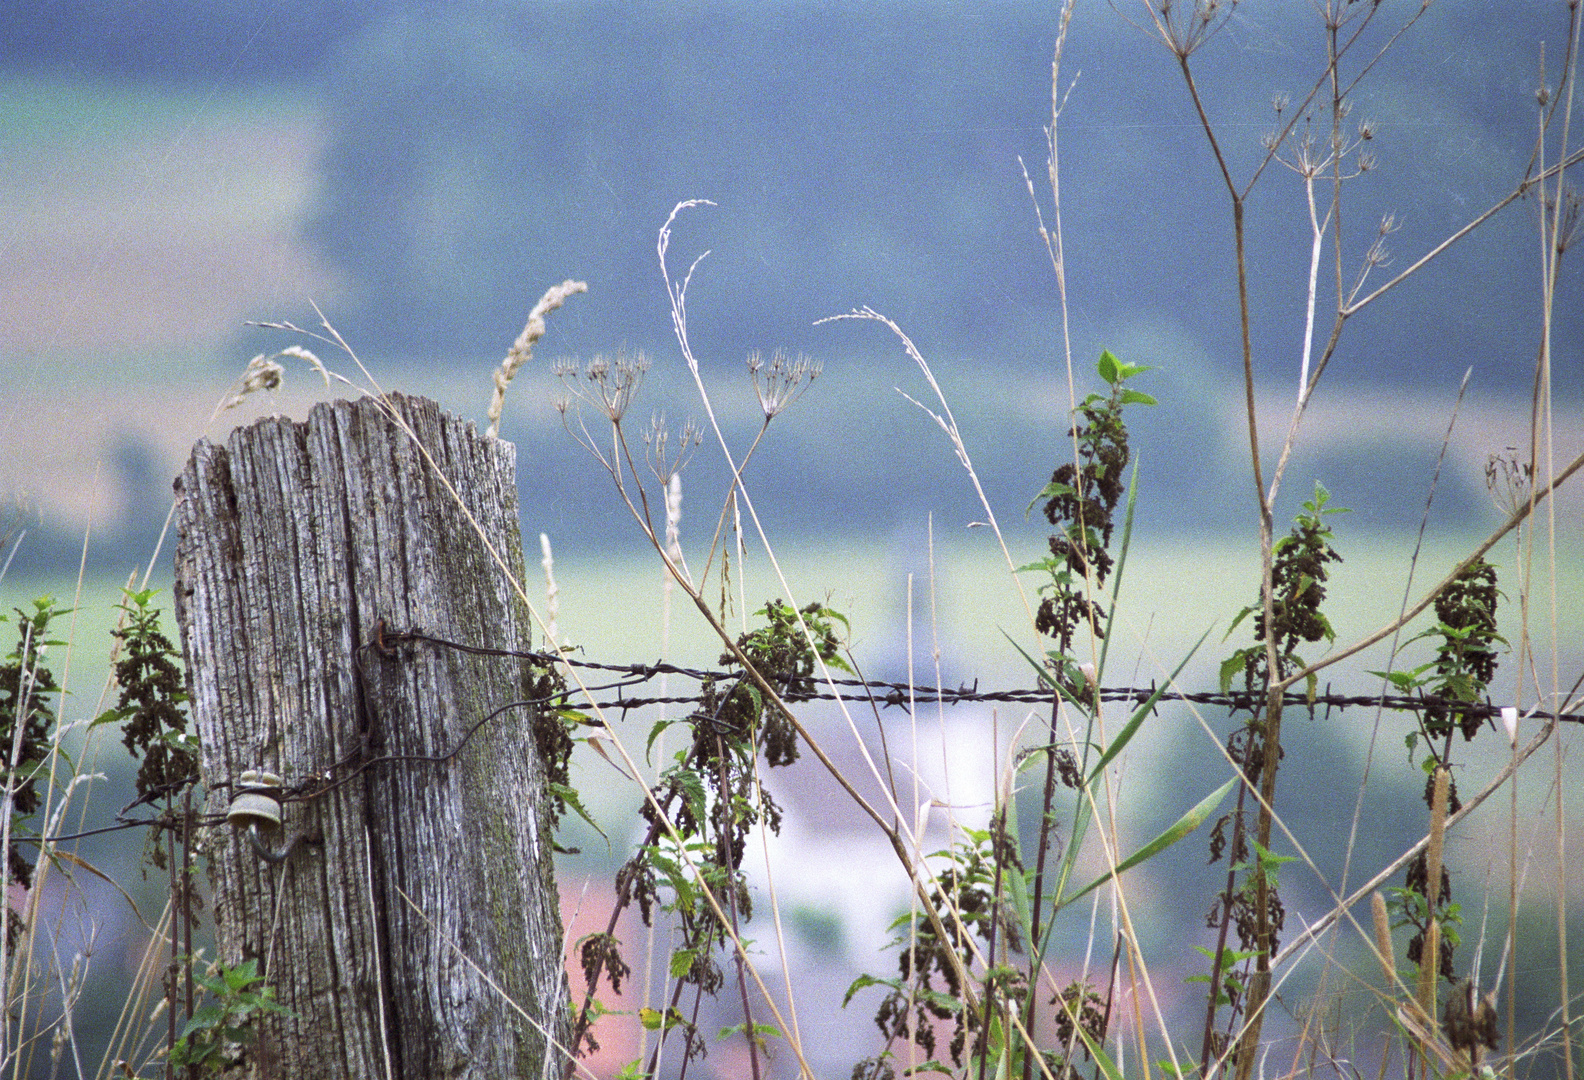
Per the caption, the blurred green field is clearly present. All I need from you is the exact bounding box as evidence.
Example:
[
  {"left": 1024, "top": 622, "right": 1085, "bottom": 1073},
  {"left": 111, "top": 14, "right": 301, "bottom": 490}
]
[{"left": 540, "top": 529, "right": 1584, "bottom": 689}]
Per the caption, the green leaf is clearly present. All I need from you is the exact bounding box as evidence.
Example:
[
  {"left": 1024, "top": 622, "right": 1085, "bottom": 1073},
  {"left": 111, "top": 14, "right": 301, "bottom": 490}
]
[
  {"left": 717, "top": 1021, "right": 781, "bottom": 1042},
  {"left": 1219, "top": 652, "right": 1247, "bottom": 696},
  {"left": 1064, "top": 777, "right": 1237, "bottom": 906},
  {"left": 89, "top": 705, "right": 132, "bottom": 729},
  {"left": 1119, "top": 388, "right": 1158, "bottom": 406},
  {"left": 179, "top": 1004, "right": 226, "bottom": 1038},
  {"left": 1368, "top": 666, "right": 1432, "bottom": 691},
  {"left": 668, "top": 767, "right": 708, "bottom": 822},
  {"left": 842, "top": 972, "right": 899, "bottom": 1006},
  {"left": 1222, "top": 604, "right": 1257, "bottom": 641},
  {"left": 549, "top": 781, "right": 608, "bottom": 841},
  {"left": 222, "top": 960, "right": 263, "bottom": 991},
  {"left": 646, "top": 718, "right": 679, "bottom": 759},
  {"left": 1097, "top": 349, "right": 1119, "bottom": 385},
  {"left": 639, "top": 1006, "right": 687, "bottom": 1032},
  {"left": 1025, "top": 480, "right": 1076, "bottom": 517},
  {"left": 669, "top": 948, "right": 698, "bottom": 979}
]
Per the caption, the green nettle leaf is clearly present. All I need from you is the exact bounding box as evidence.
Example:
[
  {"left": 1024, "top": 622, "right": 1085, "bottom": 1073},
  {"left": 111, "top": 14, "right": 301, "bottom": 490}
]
[
  {"left": 639, "top": 1006, "right": 687, "bottom": 1032},
  {"left": 1026, "top": 480, "right": 1077, "bottom": 516},
  {"left": 1119, "top": 389, "right": 1158, "bottom": 406},
  {"left": 842, "top": 972, "right": 898, "bottom": 1006},
  {"left": 717, "top": 1021, "right": 781, "bottom": 1042},
  {"left": 1097, "top": 349, "right": 1119, "bottom": 384},
  {"left": 549, "top": 781, "right": 607, "bottom": 841},
  {"left": 669, "top": 948, "right": 698, "bottom": 979},
  {"left": 1220, "top": 652, "right": 1248, "bottom": 695},
  {"left": 1223, "top": 605, "right": 1257, "bottom": 640}
]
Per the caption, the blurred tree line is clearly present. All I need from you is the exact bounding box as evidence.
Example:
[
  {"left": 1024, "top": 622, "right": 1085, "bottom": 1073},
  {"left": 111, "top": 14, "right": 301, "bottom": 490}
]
[
  {"left": 306, "top": 1, "right": 1578, "bottom": 387},
  {"left": 8, "top": 1, "right": 1574, "bottom": 388}
]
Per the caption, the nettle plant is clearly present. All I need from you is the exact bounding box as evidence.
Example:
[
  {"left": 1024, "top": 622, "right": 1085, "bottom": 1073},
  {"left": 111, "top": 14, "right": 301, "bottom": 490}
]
[
  {"left": 573, "top": 598, "right": 851, "bottom": 1066},
  {"left": 844, "top": 352, "right": 1158, "bottom": 1080}
]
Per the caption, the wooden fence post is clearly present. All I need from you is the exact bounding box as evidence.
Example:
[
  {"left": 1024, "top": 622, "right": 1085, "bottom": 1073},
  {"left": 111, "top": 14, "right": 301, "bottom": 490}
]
[{"left": 172, "top": 393, "right": 569, "bottom": 1079}]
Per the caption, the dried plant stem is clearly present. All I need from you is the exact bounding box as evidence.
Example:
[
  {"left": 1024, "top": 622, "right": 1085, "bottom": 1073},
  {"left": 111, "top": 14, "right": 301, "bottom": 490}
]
[
  {"left": 1537, "top": 16, "right": 1580, "bottom": 1080},
  {"left": 819, "top": 307, "right": 1036, "bottom": 630},
  {"left": 1417, "top": 768, "right": 1450, "bottom": 1016},
  {"left": 1345, "top": 146, "right": 1583, "bottom": 317},
  {"left": 1163, "top": 60, "right": 1282, "bottom": 1077}
]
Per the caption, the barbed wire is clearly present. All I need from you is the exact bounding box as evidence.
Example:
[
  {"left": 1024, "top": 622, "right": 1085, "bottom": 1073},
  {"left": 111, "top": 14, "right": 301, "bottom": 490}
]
[
  {"left": 33, "top": 626, "right": 1577, "bottom": 846},
  {"left": 379, "top": 628, "right": 1584, "bottom": 727}
]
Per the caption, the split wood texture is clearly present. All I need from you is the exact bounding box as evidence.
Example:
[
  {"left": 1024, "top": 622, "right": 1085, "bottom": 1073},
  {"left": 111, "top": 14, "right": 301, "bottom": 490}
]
[{"left": 174, "top": 393, "right": 568, "bottom": 1079}]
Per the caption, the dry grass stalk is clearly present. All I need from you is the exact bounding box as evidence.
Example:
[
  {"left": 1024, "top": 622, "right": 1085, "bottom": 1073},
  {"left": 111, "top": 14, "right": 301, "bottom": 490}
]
[{"left": 487, "top": 279, "right": 588, "bottom": 438}]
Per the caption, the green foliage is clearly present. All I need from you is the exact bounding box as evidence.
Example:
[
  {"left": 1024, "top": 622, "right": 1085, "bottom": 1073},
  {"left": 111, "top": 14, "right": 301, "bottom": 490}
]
[
  {"left": 1220, "top": 483, "right": 1346, "bottom": 696},
  {"left": 1368, "top": 557, "right": 1505, "bottom": 985},
  {"left": 1202, "top": 486, "right": 1348, "bottom": 1059},
  {"left": 0, "top": 597, "right": 65, "bottom": 943},
  {"left": 94, "top": 589, "right": 197, "bottom": 809},
  {"left": 1027, "top": 350, "right": 1153, "bottom": 662},
  {"left": 1387, "top": 882, "right": 1463, "bottom": 980},
  {"left": 728, "top": 598, "right": 852, "bottom": 766},
  {"left": 845, "top": 351, "right": 1156, "bottom": 1078},
  {"left": 525, "top": 662, "right": 587, "bottom": 853},
  {"left": 167, "top": 959, "right": 292, "bottom": 1074},
  {"left": 1421, "top": 557, "right": 1503, "bottom": 745},
  {"left": 1051, "top": 981, "right": 1107, "bottom": 1060},
  {"left": 1188, "top": 944, "right": 1261, "bottom": 1010},
  {"left": 849, "top": 810, "right": 1030, "bottom": 1069}
]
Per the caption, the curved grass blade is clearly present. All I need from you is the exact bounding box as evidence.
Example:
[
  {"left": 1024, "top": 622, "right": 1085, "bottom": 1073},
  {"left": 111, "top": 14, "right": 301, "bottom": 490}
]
[{"left": 1062, "top": 776, "right": 1237, "bottom": 907}]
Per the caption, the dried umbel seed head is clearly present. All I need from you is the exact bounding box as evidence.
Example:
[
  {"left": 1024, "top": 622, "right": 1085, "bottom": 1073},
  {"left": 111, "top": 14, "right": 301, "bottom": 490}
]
[
  {"left": 1485, "top": 445, "right": 1534, "bottom": 516},
  {"left": 555, "top": 349, "right": 651, "bottom": 423},
  {"left": 642, "top": 412, "right": 703, "bottom": 482},
  {"left": 747, "top": 348, "right": 822, "bottom": 419}
]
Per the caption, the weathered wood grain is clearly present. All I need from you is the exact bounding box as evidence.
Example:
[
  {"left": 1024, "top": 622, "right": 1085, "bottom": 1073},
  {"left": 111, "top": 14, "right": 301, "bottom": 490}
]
[{"left": 173, "top": 393, "right": 568, "bottom": 1079}]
